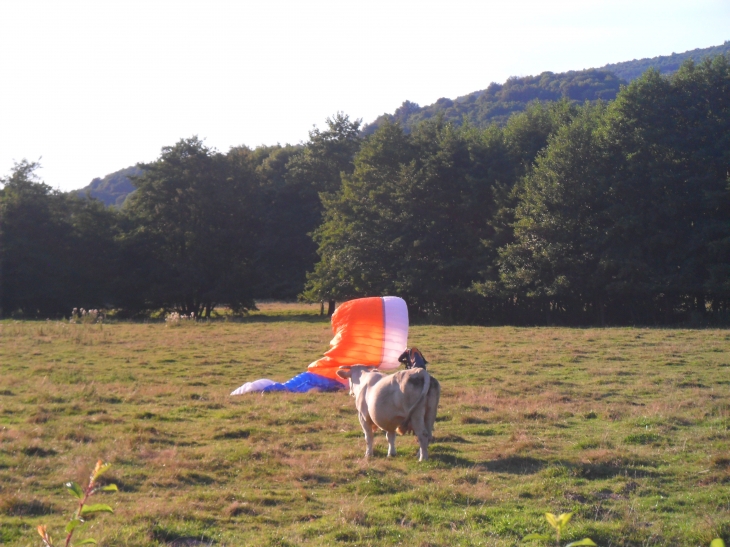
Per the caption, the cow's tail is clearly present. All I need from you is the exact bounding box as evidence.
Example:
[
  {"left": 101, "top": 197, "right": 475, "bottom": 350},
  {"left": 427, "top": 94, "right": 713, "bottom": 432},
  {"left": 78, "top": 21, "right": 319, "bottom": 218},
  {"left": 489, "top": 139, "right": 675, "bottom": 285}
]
[{"left": 397, "top": 370, "right": 431, "bottom": 434}]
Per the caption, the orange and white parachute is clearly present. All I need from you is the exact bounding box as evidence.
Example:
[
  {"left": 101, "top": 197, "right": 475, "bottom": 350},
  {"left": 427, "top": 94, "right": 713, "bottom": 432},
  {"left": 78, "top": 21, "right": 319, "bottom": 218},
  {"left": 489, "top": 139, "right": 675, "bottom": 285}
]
[
  {"left": 231, "top": 296, "right": 409, "bottom": 394},
  {"left": 308, "top": 296, "right": 409, "bottom": 382}
]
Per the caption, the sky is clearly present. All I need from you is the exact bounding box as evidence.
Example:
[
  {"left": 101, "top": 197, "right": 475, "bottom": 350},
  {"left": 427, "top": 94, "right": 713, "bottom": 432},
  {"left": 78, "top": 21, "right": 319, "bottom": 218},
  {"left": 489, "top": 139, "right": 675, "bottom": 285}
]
[{"left": 1, "top": 0, "right": 729, "bottom": 192}]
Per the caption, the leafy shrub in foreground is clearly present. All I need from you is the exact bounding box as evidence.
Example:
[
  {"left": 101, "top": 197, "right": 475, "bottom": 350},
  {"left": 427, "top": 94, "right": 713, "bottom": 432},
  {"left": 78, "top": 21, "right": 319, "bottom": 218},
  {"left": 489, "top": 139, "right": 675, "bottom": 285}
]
[{"left": 37, "top": 460, "right": 117, "bottom": 547}]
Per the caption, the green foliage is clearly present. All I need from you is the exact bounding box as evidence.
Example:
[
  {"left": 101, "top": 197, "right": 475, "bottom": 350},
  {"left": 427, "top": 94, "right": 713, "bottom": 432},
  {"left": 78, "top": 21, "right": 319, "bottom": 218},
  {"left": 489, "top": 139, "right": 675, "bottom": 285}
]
[
  {"left": 253, "top": 113, "right": 361, "bottom": 300},
  {"left": 121, "top": 137, "right": 259, "bottom": 317},
  {"left": 0, "top": 160, "right": 121, "bottom": 317},
  {"left": 523, "top": 512, "right": 596, "bottom": 546},
  {"left": 303, "top": 118, "right": 504, "bottom": 319},
  {"left": 37, "top": 460, "right": 117, "bottom": 547},
  {"left": 286, "top": 111, "right": 362, "bottom": 195},
  {"left": 499, "top": 56, "right": 730, "bottom": 324},
  {"left": 499, "top": 102, "right": 611, "bottom": 316}
]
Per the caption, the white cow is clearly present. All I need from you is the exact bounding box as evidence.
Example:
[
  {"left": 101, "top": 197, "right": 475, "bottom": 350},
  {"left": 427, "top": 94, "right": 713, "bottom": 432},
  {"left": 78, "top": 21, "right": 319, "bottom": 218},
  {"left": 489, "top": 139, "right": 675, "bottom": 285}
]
[{"left": 336, "top": 365, "right": 440, "bottom": 461}]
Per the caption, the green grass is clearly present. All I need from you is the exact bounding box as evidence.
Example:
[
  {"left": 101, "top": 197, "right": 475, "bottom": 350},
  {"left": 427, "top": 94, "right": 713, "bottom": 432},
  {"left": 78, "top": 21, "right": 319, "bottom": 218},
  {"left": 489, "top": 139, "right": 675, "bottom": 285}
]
[{"left": 1, "top": 303, "right": 729, "bottom": 546}]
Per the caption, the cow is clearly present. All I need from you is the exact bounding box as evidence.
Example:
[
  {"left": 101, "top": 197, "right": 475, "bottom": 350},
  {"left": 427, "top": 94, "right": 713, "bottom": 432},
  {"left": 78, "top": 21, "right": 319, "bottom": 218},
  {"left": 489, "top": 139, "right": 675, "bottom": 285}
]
[{"left": 336, "top": 365, "right": 440, "bottom": 461}]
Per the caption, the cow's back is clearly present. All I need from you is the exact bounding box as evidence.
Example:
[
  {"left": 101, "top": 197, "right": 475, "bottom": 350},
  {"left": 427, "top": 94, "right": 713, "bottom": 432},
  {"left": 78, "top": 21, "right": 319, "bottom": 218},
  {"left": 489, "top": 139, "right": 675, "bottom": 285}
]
[{"left": 367, "top": 369, "right": 430, "bottom": 431}]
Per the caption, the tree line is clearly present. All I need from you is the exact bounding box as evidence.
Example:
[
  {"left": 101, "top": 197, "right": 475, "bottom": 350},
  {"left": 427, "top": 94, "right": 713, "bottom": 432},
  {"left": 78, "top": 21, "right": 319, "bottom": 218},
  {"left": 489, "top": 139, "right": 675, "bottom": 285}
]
[{"left": 1, "top": 57, "right": 728, "bottom": 325}]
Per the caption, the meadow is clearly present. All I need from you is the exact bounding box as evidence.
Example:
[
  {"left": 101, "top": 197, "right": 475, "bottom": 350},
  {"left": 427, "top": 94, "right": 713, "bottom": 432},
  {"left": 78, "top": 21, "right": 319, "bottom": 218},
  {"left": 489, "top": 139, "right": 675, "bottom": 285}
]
[{"left": 1, "top": 303, "right": 729, "bottom": 546}]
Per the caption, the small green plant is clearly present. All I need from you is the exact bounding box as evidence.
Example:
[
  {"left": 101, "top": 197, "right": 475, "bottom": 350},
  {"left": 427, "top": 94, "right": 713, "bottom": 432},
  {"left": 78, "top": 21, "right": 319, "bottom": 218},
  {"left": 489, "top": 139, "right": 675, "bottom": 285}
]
[
  {"left": 36, "top": 460, "right": 117, "bottom": 547},
  {"left": 523, "top": 512, "right": 597, "bottom": 546}
]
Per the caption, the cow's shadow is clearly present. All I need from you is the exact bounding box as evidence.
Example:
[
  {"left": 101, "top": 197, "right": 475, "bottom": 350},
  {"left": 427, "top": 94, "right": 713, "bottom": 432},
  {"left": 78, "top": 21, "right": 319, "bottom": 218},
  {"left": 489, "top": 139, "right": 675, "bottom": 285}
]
[{"left": 424, "top": 443, "right": 476, "bottom": 467}]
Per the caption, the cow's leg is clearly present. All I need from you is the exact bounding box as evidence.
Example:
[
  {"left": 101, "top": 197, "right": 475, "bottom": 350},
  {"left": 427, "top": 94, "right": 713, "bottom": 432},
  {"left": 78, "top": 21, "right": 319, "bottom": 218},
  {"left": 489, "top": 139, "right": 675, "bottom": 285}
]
[
  {"left": 386, "top": 430, "right": 397, "bottom": 457},
  {"left": 416, "top": 431, "right": 430, "bottom": 461},
  {"left": 358, "top": 413, "right": 374, "bottom": 457},
  {"left": 410, "top": 412, "right": 429, "bottom": 461},
  {"left": 423, "top": 378, "right": 441, "bottom": 444}
]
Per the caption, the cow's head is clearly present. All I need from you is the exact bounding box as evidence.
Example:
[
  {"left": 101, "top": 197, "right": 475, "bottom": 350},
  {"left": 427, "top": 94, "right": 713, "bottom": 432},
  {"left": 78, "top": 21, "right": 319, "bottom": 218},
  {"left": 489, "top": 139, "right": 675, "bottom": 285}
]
[{"left": 336, "top": 365, "right": 377, "bottom": 397}]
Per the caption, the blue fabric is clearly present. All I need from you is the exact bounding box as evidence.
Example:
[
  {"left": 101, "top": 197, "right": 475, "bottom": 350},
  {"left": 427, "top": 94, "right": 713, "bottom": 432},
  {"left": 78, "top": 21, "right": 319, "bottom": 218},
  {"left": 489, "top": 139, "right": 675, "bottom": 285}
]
[{"left": 261, "top": 371, "right": 345, "bottom": 393}]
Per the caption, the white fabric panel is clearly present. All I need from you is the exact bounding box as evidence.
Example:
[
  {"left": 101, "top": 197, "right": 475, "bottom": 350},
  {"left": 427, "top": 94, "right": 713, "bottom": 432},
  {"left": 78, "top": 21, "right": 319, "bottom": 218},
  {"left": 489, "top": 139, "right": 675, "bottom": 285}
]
[
  {"left": 230, "top": 378, "right": 276, "bottom": 395},
  {"left": 379, "top": 296, "right": 409, "bottom": 370}
]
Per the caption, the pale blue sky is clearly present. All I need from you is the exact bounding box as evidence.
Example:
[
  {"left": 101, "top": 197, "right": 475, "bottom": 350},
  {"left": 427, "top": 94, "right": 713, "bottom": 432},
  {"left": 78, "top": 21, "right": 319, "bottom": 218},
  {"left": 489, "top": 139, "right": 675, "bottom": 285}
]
[{"left": 1, "top": 0, "right": 728, "bottom": 192}]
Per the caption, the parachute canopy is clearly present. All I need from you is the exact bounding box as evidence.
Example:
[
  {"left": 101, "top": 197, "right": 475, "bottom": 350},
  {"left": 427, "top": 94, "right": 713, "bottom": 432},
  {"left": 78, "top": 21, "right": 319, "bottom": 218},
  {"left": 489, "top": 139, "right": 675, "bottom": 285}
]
[
  {"left": 308, "top": 296, "right": 409, "bottom": 381},
  {"left": 230, "top": 372, "right": 343, "bottom": 395},
  {"left": 230, "top": 296, "right": 409, "bottom": 394}
]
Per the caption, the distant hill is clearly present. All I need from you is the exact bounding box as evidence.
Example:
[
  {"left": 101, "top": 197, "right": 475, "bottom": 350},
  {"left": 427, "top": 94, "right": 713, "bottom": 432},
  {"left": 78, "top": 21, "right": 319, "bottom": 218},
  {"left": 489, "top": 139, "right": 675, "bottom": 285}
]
[
  {"left": 363, "top": 41, "right": 730, "bottom": 135},
  {"left": 598, "top": 41, "right": 730, "bottom": 81},
  {"left": 77, "top": 166, "right": 142, "bottom": 207},
  {"left": 363, "top": 69, "right": 624, "bottom": 135}
]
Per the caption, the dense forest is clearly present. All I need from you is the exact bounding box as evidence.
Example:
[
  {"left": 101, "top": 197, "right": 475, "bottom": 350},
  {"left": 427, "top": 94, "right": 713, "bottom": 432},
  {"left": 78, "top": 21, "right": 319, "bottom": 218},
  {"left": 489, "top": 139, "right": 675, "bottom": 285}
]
[{"left": 2, "top": 55, "right": 729, "bottom": 325}]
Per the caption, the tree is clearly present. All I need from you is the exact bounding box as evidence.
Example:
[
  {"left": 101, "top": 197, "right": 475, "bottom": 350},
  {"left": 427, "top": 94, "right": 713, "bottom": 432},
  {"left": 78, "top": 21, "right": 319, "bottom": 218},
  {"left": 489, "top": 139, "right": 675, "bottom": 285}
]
[
  {"left": 305, "top": 119, "right": 503, "bottom": 321},
  {"left": 499, "top": 56, "right": 730, "bottom": 324},
  {"left": 286, "top": 112, "right": 362, "bottom": 195},
  {"left": 0, "top": 160, "right": 120, "bottom": 317},
  {"left": 286, "top": 113, "right": 362, "bottom": 311},
  {"left": 498, "top": 103, "right": 613, "bottom": 324},
  {"left": 121, "top": 137, "right": 259, "bottom": 318},
  {"left": 486, "top": 100, "right": 580, "bottom": 266},
  {"left": 598, "top": 58, "right": 730, "bottom": 321},
  {"left": 239, "top": 143, "right": 320, "bottom": 300}
]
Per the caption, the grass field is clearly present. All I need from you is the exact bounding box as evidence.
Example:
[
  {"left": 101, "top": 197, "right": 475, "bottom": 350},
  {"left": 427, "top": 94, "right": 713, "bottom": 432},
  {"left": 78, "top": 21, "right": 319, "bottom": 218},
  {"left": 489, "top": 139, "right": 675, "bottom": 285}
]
[{"left": 1, "top": 303, "right": 729, "bottom": 546}]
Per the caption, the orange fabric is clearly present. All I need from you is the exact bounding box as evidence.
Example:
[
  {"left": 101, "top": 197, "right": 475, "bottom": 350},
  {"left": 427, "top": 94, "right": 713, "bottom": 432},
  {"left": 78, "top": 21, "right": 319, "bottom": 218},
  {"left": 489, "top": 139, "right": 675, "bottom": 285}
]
[{"left": 308, "top": 297, "right": 385, "bottom": 381}]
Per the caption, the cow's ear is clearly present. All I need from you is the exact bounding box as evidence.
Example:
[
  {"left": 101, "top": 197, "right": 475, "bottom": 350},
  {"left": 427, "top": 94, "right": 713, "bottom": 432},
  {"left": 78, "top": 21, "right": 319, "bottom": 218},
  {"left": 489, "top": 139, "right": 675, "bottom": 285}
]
[{"left": 336, "top": 367, "right": 352, "bottom": 379}]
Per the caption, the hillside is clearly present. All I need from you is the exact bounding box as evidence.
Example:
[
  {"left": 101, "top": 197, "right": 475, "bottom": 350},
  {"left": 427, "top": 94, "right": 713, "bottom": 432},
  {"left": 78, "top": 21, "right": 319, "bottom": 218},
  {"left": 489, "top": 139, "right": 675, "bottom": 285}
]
[
  {"left": 363, "top": 68, "right": 624, "bottom": 135},
  {"left": 598, "top": 40, "right": 730, "bottom": 81},
  {"left": 363, "top": 41, "right": 730, "bottom": 135},
  {"left": 76, "top": 165, "right": 142, "bottom": 207}
]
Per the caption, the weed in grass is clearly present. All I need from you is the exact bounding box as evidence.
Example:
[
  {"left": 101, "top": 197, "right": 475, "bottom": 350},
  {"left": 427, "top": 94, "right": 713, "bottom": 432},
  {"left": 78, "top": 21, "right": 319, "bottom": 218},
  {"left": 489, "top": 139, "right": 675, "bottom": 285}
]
[
  {"left": 523, "top": 512, "right": 596, "bottom": 546},
  {"left": 37, "top": 460, "right": 117, "bottom": 547}
]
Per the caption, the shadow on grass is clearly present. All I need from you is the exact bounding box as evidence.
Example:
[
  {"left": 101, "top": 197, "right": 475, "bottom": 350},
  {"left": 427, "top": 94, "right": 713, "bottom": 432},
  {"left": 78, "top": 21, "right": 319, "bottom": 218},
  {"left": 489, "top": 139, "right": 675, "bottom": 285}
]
[
  {"left": 482, "top": 456, "right": 547, "bottom": 475},
  {"left": 427, "top": 445, "right": 476, "bottom": 467},
  {"left": 148, "top": 524, "right": 217, "bottom": 546},
  {"left": 478, "top": 454, "right": 660, "bottom": 478},
  {"left": 430, "top": 452, "right": 476, "bottom": 467},
  {"left": 213, "top": 429, "right": 251, "bottom": 440},
  {"left": 434, "top": 433, "right": 471, "bottom": 443},
  {"left": 0, "top": 497, "right": 56, "bottom": 516},
  {"left": 21, "top": 446, "right": 57, "bottom": 457},
  {"left": 175, "top": 471, "right": 216, "bottom": 485},
  {"left": 574, "top": 461, "right": 660, "bottom": 479}
]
